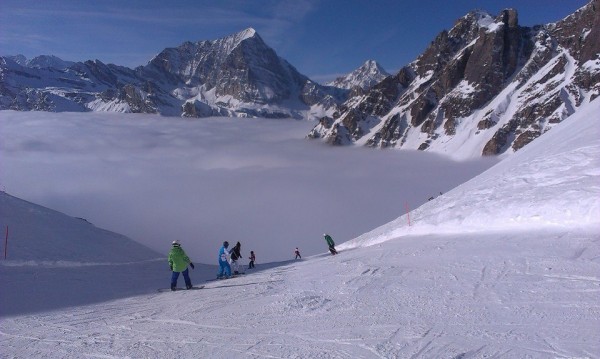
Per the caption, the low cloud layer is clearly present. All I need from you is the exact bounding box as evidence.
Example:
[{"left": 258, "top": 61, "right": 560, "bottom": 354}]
[{"left": 1, "top": 111, "right": 496, "bottom": 264}]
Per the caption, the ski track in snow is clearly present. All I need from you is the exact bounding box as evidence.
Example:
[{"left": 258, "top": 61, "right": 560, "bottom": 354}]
[{"left": 1, "top": 230, "right": 599, "bottom": 358}]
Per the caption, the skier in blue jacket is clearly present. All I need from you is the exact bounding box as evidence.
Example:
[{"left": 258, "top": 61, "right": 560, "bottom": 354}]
[{"left": 217, "top": 241, "right": 232, "bottom": 279}]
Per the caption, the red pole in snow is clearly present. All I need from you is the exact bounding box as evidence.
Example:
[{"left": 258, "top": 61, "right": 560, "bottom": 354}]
[
  {"left": 4, "top": 226, "right": 7, "bottom": 259},
  {"left": 405, "top": 202, "right": 411, "bottom": 227}
]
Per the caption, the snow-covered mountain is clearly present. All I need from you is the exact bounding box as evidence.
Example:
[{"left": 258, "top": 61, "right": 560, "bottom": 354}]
[
  {"left": 308, "top": 0, "right": 600, "bottom": 158},
  {"left": 2, "top": 3, "right": 598, "bottom": 158},
  {"left": 1, "top": 98, "right": 598, "bottom": 358},
  {"left": 136, "top": 27, "right": 345, "bottom": 118},
  {"left": 0, "top": 28, "right": 344, "bottom": 119},
  {"left": 327, "top": 60, "right": 390, "bottom": 91},
  {"left": 6, "top": 54, "right": 75, "bottom": 69},
  {"left": 0, "top": 55, "right": 142, "bottom": 113}
]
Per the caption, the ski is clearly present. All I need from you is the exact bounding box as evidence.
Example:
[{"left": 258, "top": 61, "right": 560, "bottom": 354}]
[
  {"left": 208, "top": 273, "right": 245, "bottom": 281},
  {"left": 157, "top": 285, "right": 205, "bottom": 292}
]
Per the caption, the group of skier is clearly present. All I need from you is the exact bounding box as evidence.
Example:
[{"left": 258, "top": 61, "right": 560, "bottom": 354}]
[
  {"left": 218, "top": 240, "right": 252, "bottom": 278},
  {"left": 292, "top": 234, "right": 337, "bottom": 258},
  {"left": 167, "top": 233, "right": 338, "bottom": 290}
]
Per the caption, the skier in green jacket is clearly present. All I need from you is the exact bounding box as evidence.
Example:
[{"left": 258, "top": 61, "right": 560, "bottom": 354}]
[
  {"left": 168, "top": 240, "right": 195, "bottom": 290},
  {"left": 324, "top": 233, "right": 338, "bottom": 255}
]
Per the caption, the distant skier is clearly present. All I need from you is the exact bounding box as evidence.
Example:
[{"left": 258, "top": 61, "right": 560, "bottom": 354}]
[
  {"left": 217, "top": 241, "right": 232, "bottom": 279},
  {"left": 168, "top": 240, "right": 195, "bottom": 291},
  {"left": 230, "top": 241, "right": 242, "bottom": 275},
  {"left": 248, "top": 250, "right": 256, "bottom": 269},
  {"left": 294, "top": 247, "right": 301, "bottom": 259},
  {"left": 428, "top": 192, "right": 444, "bottom": 201},
  {"left": 324, "top": 233, "right": 337, "bottom": 255}
]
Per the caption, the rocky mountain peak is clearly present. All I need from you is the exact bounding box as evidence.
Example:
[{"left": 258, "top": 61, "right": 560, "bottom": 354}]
[
  {"left": 450, "top": 10, "right": 493, "bottom": 37},
  {"left": 4, "top": 54, "right": 74, "bottom": 70},
  {"left": 360, "top": 60, "right": 386, "bottom": 75},
  {"left": 6, "top": 54, "right": 27, "bottom": 66},
  {"left": 415, "top": 9, "right": 501, "bottom": 75},
  {"left": 463, "top": 9, "right": 493, "bottom": 24},
  {"left": 122, "top": 28, "right": 338, "bottom": 117},
  {"left": 234, "top": 27, "right": 258, "bottom": 42},
  {"left": 497, "top": 8, "right": 518, "bottom": 28},
  {"left": 28, "top": 55, "right": 75, "bottom": 69},
  {"left": 548, "top": 0, "right": 599, "bottom": 63},
  {"left": 211, "top": 27, "right": 265, "bottom": 59},
  {"left": 328, "top": 60, "right": 390, "bottom": 90}
]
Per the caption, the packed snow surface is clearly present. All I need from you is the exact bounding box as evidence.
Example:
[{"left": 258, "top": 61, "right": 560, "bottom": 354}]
[{"left": 1, "top": 98, "right": 599, "bottom": 358}]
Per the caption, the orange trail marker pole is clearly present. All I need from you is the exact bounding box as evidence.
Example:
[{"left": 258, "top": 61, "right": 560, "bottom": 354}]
[{"left": 4, "top": 226, "right": 8, "bottom": 259}]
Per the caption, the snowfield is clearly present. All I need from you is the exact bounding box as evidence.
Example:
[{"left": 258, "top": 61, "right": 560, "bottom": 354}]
[{"left": 1, "top": 98, "right": 599, "bottom": 358}]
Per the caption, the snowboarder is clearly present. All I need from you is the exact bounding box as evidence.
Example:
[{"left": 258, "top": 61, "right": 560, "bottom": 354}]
[
  {"left": 168, "top": 240, "right": 195, "bottom": 291},
  {"left": 248, "top": 250, "right": 255, "bottom": 269},
  {"left": 218, "top": 241, "right": 232, "bottom": 279},
  {"left": 324, "top": 233, "right": 337, "bottom": 255},
  {"left": 230, "top": 241, "right": 242, "bottom": 274},
  {"left": 294, "top": 247, "right": 301, "bottom": 259}
]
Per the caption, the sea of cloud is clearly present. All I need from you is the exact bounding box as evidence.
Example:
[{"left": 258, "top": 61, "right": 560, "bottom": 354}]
[{"left": 0, "top": 111, "right": 497, "bottom": 263}]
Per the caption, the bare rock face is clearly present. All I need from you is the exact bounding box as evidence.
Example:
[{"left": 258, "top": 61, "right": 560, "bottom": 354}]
[{"left": 311, "top": 1, "right": 599, "bottom": 157}]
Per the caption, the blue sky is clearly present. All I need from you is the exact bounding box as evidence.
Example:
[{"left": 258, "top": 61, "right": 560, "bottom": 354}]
[{"left": 0, "top": 0, "right": 589, "bottom": 83}]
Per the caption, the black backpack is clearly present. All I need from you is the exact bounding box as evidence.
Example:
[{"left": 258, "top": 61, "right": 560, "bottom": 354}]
[{"left": 231, "top": 248, "right": 240, "bottom": 260}]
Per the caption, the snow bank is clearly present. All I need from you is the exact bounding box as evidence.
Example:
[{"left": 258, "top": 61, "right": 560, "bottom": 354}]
[
  {"left": 0, "top": 192, "right": 161, "bottom": 263},
  {"left": 342, "top": 98, "right": 600, "bottom": 249}
]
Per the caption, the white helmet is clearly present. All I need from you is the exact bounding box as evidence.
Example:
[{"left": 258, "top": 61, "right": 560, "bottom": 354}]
[{"left": 172, "top": 240, "right": 181, "bottom": 246}]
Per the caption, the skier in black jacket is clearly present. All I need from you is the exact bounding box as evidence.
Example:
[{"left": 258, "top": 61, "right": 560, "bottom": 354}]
[{"left": 230, "top": 241, "right": 242, "bottom": 274}]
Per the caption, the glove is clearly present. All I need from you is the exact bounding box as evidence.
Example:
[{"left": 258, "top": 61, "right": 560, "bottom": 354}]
[
  {"left": 169, "top": 265, "right": 173, "bottom": 271},
  {"left": 189, "top": 263, "right": 195, "bottom": 269}
]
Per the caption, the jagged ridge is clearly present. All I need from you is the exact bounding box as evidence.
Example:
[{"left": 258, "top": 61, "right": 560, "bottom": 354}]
[{"left": 308, "top": 0, "right": 600, "bottom": 157}]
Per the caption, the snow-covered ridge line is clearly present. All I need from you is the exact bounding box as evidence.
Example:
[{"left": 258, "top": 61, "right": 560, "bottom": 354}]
[
  {"left": 0, "top": 258, "right": 164, "bottom": 268},
  {"left": 1, "top": 27, "right": 343, "bottom": 120}
]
